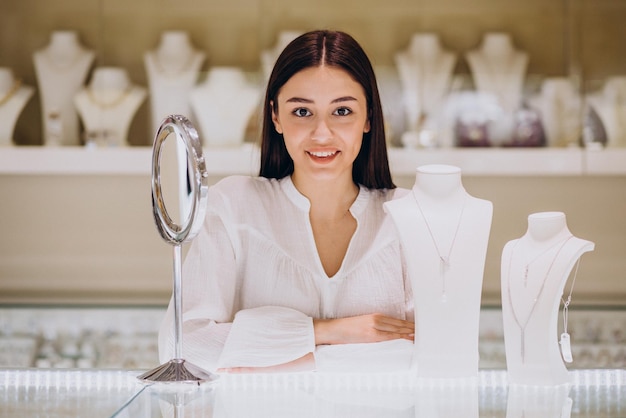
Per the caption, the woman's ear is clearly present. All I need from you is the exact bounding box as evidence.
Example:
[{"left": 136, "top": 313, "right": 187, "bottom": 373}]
[
  {"left": 363, "top": 118, "right": 371, "bottom": 134},
  {"left": 270, "top": 100, "right": 283, "bottom": 134}
]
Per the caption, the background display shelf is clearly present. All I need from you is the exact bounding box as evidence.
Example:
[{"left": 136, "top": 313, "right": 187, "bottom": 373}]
[{"left": 1, "top": 146, "right": 624, "bottom": 176}]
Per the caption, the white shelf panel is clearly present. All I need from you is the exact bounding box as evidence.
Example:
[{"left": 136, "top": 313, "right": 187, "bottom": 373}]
[
  {"left": 0, "top": 146, "right": 152, "bottom": 176},
  {"left": 584, "top": 148, "right": 626, "bottom": 175},
  {"left": 1, "top": 145, "right": 624, "bottom": 177},
  {"left": 388, "top": 147, "right": 584, "bottom": 176}
]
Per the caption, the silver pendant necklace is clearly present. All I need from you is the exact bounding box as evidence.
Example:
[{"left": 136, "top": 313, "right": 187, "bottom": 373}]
[
  {"left": 506, "top": 235, "right": 573, "bottom": 363},
  {"left": 520, "top": 236, "right": 575, "bottom": 288},
  {"left": 412, "top": 191, "right": 467, "bottom": 302}
]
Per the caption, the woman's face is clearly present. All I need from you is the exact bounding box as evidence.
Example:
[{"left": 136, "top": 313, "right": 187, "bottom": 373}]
[{"left": 271, "top": 65, "right": 370, "bottom": 184}]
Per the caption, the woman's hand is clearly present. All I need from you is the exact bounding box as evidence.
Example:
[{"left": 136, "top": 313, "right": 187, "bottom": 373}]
[{"left": 313, "top": 313, "right": 414, "bottom": 345}]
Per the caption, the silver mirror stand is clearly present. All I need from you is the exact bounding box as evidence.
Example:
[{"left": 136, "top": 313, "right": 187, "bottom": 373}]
[{"left": 138, "top": 115, "right": 218, "bottom": 384}]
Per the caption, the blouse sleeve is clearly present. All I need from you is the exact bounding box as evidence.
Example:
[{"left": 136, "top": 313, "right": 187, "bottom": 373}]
[{"left": 158, "top": 180, "right": 316, "bottom": 372}]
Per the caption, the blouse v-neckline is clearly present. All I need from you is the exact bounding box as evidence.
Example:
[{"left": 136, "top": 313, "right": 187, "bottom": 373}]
[{"left": 279, "top": 176, "right": 369, "bottom": 280}]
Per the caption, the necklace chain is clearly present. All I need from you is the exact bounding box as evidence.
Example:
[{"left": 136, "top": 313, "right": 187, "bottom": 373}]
[
  {"left": 412, "top": 191, "right": 467, "bottom": 301},
  {"left": 506, "top": 235, "right": 573, "bottom": 363},
  {"left": 151, "top": 52, "right": 197, "bottom": 77},
  {"left": 87, "top": 86, "right": 132, "bottom": 109},
  {"left": 521, "top": 237, "right": 574, "bottom": 287},
  {"left": 0, "top": 79, "right": 22, "bottom": 107}
]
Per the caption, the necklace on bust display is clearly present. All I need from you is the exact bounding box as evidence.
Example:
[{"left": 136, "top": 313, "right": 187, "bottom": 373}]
[
  {"left": 151, "top": 52, "right": 197, "bottom": 77},
  {"left": 87, "top": 86, "right": 132, "bottom": 109},
  {"left": 479, "top": 52, "right": 521, "bottom": 111},
  {"left": 520, "top": 236, "right": 575, "bottom": 288},
  {"left": 412, "top": 192, "right": 467, "bottom": 302},
  {"left": 0, "top": 79, "right": 21, "bottom": 107},
  {"left": 506, "top": 235, "right": 573, "bottom": 363},
  {"left": 42, "top": 50, "right": 85, "bottom": 72}
]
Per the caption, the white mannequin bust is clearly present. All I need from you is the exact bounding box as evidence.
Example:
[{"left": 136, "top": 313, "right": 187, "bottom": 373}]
[
  {"left": 0, "top": 67, "right": 34, "bottom": 146},
  {"left": 74, "top": 67, "right": 147, "bottom": 147},
  {"left": 586, "top": 76, "right": 626, "bottom": 147},
  {"left": 189, "top": 67, "right": 260, "bottom": 147},
  {"left": 33, "top": 30, "right": 95, "bottom": 146},
  {"left": 501, "top": 211, "right": 594, "bottom": 386},
  {"left": 529, "top": 77, "right": 582, "bottom": 147},
  {"left": 395, "top": 33, "right": 457, "bottom": 147},
  {"left": 261, "top": 31, "right": 303, "bottom": 82},
  {"left": 144, "top": 30, "right": 205, "bottom": 138},
  {"left": 466, "top": 32, "right": 528, "bottom": 114},
  {"left": 384, "top": 164, "right": 493, "bottom": 378},
  {"left": 465, "top": 33, "right": 529, "bottom": 146}
]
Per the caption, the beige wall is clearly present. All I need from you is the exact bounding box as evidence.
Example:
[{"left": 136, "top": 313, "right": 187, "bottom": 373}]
[
  {"left": 1, "top": 172, "right": 625, "bottom": 306},
  {"left": 1, "top": 0, "right": 625, "bottom": 145}
]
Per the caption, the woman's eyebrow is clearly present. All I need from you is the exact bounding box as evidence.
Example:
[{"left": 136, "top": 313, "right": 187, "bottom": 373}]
[
  {"left": 332, "top": 96, "right": 358, "bottom": 103},
  {"left": 284, "top": 96, "right": 358, "bottom": 104},
  {"left": 285, "top": 97, "right": 313, "bottom": 104}
]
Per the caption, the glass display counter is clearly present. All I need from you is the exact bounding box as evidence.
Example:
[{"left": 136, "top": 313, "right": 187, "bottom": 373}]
[{"left": 1, "top": 368, "right": 624, "bottom": 417}]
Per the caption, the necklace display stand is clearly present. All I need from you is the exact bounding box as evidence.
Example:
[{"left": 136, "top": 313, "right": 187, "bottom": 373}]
[
  {"left": 529, "top": 77, "right": 582, "bottom": 147},
  {"left": 585, "top": 76, "right": 626, "bottom": 148},
  {"left": 138, "top": 114, "right": 217, "bottom": 385},
  {"left": 260, "top": 31, "right": 303, "bottom": 83},
  {"left": 74, "top": 67, "right": 146, "bottom": 147},
  {"left": 465, "top": 32, "right": 529, "bottom": 146},
  {"left": 384, "top": 164, "right": 493, "bottom": 378},
  {"left": 144, "top": 30, "right": 205, "bottom": 139},
  {"left": 189, "top": 67, "right": 260, "bottom": 147},
  {"left": 33, "top": 30, "right": 95, "bottom": 146},
  {"left": 501, "top": 212, "right": 594, "bottom": 386},
  {"left": 394, "top": 33, "right": 457, "bottom": 148},
  {"left": 0, "top": 67, "right": 34, "bottom": 146}
]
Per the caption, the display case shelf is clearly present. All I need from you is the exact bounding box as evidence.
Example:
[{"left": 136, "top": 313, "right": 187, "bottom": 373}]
[{"left": 0, "top": 146, "right": 625, "bottom": 176}]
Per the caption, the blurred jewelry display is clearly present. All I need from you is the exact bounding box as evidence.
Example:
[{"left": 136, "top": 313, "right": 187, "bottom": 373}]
[
  {"left": 86, "top": 85, "right": 132, "bottom": 109},
  {"left": 506, "top": 235, "right": 573, "bottom": 363},
  {"left": 144, "top": 31, "right": 206, "bottom": 139},
  {"left": 33, "top": 30, "right": 95, "bottom": 146},
  {"left": 412, "top": 191, "right": 467, "bottom": 302},
  {"left": 0, "top": 78, "right": 21, "bottom": 107},
  {"left": 74, "top": 67, "right": 146, "bottom": 147}
]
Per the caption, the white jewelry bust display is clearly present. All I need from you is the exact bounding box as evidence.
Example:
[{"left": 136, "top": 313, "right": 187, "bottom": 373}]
[
  {"left": 0, "top": 67, "right": 34, "bottom": 146},
  {"left": 144, "top": 30, "right": 205, "bottom": 138},
  {"left": 466, "top": 32, "right": 528, "bottom": 113},
  {"left": 585, "top": 76, "right": 626, "bottom": 147},
  {"left": 261, "top": 31, "right": 303, "bottom": 83},
  {"left": 501, "top": 212, "right": 594, "bottom": 386},
  {"left": 74, "top": 67, "right": 147, "bottom": 147},
  {"left": 384, "top": 164, "right": 493, "bottom": 378},
  {"left": 394, "top": 33, "right": 457, "bottom": 148},
  {"left": 33, "top": 30, "right": 95, "bottom": 146},
  {"left": 466, "top": 33, "right": 529, "bottom": 146},
  {"left": 189, "top": 67, "right": 260, "bottom": 147},
  {"left": 528, "top": 77, "right": 582, "bottom": 147}
]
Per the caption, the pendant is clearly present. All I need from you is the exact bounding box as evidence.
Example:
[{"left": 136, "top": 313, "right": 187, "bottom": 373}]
[
  {"left": 523, "top": 265, "right": 529, "bottom": 287},
  {"left": 560, "top": 332, "right": 573, "bottom": 363},
  {"left": 439, "top": 256, "right": 450, "bottom": 303},
  {"left": 520, "top": 330, "right": 526, "bottom": 363}
]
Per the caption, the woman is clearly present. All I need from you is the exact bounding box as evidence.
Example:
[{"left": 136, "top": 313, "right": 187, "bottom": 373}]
[{"left": 159, "top": 30, "right": 414, "bottom": 373}]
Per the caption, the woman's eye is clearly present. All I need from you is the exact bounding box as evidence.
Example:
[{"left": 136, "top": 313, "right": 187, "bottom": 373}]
[
  {"left": 293, "top": 108, "right": 312, "bottom": 117},
  {"left": 334, "top": 107, "right": 352, "bottom": 116}
]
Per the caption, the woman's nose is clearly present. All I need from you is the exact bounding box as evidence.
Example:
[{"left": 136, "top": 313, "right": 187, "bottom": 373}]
[{"left": 311, "top": 117, "right": 332, "bottom": 141}]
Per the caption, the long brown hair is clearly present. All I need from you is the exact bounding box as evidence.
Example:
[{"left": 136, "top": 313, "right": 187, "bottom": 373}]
[{"left": 259, "top": 30, "right": 395, "bottom": 189}]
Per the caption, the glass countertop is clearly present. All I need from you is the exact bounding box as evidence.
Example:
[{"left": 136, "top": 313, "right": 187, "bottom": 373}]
[{"left": 1, "top": 368, "right": 624, "bottom": 417}]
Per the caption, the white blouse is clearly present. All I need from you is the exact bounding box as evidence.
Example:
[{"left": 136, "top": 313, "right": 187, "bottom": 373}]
[{"left": 158, "top": 175, "right": 414, "bottom": 372}]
